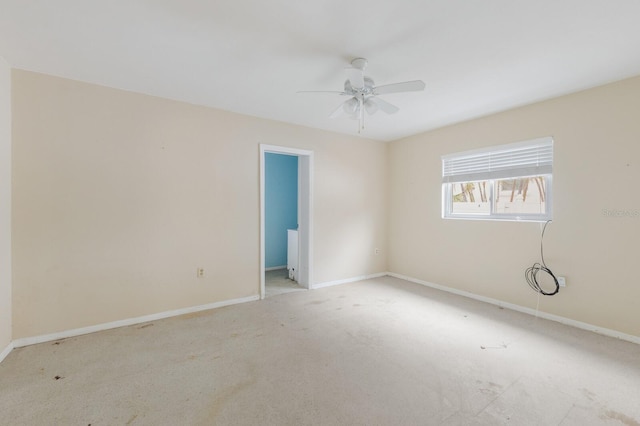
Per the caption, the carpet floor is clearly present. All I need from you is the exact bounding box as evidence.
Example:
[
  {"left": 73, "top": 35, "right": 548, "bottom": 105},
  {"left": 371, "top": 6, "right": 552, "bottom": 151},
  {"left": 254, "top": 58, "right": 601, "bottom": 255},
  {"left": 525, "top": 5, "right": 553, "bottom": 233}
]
[
  {"left": 265, "top": 268, "right": 306, "bottom": 298},
  {"left": 1, "top": 276, "right": 639, "bottom": 425}
]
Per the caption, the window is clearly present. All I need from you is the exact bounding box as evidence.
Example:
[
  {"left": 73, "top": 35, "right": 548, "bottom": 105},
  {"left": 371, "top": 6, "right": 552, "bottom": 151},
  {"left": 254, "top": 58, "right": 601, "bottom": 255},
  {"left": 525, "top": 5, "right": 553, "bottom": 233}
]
[{"left": 442, "top": 137, "right": 553, "bottom": 221}]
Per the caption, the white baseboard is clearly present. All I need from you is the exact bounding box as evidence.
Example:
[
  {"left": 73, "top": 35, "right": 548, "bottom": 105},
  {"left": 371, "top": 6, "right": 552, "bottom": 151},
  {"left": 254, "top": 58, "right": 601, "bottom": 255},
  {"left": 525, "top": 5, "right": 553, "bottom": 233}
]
[
  {"left": 265, "top": 266, "right": 287, "bottom": 271},
  {"left": 6, "top": 272, "right": 637, "bottom": 360},
  {"left": 0, "top": 341, "right": 14, "bottom": 364},
  {"left": 388, "top": 272, "right": 640, "bottom": 345},
  {"left": 12, "top": 295, "right": 259, "bottom": 349},
  {"left": 312, "top": 272, "right": 387, "bottom": 290}
]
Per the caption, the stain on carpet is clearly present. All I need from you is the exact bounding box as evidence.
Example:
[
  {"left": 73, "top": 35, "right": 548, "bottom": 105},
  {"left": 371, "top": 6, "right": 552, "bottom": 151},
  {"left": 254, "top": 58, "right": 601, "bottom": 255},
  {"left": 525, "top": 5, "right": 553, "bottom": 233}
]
[
  {"left": 602, "top": 410, "right": 640, "bottom": 426},
  {"left": 208, "top": 365, "right": 258, "bottom": 421}
]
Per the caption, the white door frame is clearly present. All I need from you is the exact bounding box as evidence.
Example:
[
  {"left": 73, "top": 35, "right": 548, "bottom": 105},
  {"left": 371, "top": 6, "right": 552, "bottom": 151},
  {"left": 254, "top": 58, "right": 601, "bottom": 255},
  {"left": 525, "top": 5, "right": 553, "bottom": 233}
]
[{"left": 260, "top": 144, "right": 314, "bottom": 299}]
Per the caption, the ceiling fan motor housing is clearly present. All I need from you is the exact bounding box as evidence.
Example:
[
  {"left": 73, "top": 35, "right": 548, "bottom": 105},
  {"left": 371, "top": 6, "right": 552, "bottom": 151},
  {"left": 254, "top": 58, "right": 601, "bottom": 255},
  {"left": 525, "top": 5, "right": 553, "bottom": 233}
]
[{"left": 344, "top": 77, "right": 375, "bottom": 96}]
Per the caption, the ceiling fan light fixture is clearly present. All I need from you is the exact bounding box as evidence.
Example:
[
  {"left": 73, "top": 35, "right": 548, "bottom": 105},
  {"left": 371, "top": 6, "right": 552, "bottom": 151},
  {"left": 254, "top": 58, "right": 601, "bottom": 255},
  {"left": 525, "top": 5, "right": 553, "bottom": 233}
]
[
  {"left": 364, "top": 98, "right": 379, "bottom": 115},
  {"left": 343, "top": 97, "right": 359, "bottom": 115}
]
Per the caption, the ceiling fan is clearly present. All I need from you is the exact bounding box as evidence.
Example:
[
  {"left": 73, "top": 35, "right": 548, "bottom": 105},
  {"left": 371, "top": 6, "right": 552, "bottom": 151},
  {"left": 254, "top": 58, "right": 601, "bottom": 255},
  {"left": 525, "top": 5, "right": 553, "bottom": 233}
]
[{"left": 299, "top": 58, "right": 425, "bottom": 133}]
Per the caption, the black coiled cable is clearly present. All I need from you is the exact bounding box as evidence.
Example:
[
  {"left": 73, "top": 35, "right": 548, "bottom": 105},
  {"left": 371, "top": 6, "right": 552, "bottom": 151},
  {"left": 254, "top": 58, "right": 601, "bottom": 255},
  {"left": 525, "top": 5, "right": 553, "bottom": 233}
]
[{"left": 525, "top": 220, "right": 559, "bottom": 296}]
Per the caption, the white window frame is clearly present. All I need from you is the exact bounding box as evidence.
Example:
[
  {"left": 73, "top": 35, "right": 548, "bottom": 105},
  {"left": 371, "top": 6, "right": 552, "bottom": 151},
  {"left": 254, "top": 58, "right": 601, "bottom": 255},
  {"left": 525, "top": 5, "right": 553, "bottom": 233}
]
[{"left": 442, "top": 137, "right": 553, "bottom": 222}]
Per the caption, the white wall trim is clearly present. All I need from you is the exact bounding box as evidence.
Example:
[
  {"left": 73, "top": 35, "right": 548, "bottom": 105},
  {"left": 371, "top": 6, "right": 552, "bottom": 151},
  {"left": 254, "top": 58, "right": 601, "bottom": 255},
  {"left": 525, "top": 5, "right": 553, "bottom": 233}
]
[
  {"left": 12, "top": 295, "right": 259, "bottom": 349},
  {"left": 265, "top": 265, "right": 286, "bottom": 271},
  {"left": 312, "top": 272, "right": 387, "bottom": 290},
  {"left": 260, "top": 144, "right": 314, "bottom": 157},
  {"left": 388, "top": 272, "right": 640, "bottom": 345},
  {"left": 0, "top": 341, "right": 13, "bottom": 364}
]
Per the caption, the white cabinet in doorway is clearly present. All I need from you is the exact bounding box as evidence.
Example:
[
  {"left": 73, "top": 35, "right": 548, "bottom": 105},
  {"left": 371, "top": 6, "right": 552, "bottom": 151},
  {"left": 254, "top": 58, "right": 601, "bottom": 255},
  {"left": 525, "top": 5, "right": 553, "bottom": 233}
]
[{"left": 287, "top": 229, "right": 298, "bottom": 281}]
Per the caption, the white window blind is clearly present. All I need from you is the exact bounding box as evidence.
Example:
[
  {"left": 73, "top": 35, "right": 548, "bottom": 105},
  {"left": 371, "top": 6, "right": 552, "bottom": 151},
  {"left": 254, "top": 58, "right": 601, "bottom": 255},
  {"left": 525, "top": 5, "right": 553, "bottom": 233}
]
[{"left": 442, "top": 137, "right": 553, "bottom": 184}]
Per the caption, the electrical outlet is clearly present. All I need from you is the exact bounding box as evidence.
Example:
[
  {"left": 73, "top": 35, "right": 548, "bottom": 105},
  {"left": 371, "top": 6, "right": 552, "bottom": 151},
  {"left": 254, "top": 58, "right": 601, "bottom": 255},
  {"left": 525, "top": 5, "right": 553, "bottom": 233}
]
[
  {"left": 557, "top": 276, "right": 566, "bottom": 287},
  {"left": 375, "top": 248, "right": 380, "bottom": 255},
  {"left": 197, "top": 268, "right": 204, "bottom": 278}
]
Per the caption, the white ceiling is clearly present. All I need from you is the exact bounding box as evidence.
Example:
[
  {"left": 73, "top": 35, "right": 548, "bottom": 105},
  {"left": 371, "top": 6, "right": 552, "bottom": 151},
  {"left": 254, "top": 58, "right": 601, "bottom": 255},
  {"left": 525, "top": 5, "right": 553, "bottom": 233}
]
[{"left": 2, "top": 0, "right": 640, "bottom": 141}]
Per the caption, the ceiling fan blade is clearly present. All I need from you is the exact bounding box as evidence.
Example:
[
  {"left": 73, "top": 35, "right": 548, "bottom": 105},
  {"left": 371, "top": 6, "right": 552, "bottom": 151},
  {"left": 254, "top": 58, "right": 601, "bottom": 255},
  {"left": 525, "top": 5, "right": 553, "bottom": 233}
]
[
  {"left": 297, "top": 90, "right": 347, "bottom": 95},
  {"left": 374, "top": 80, "right": 425, "bottom": 95},
  {"left": 369, "top": 97, "right": 399, "bottom": 114},
  {"left": 345, "top": 67, "right": 365, "bottom": 89},
  {"left": 329, "top": 101, "right": 347, "bottom": 119}
]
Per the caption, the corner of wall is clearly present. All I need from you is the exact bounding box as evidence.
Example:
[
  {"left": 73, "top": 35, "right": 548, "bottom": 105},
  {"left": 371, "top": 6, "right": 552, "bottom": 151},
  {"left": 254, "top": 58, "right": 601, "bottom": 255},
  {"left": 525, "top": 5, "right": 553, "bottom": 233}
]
[{"left": 0, "top": 55, "right": 13, "bottom": 359}]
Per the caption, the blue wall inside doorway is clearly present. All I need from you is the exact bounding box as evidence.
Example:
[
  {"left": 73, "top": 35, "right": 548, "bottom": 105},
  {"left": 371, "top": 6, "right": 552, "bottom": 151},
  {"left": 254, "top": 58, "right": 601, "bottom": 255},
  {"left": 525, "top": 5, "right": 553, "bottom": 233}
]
[{"left": 265, "top": 153, "right": 298, "bottom": 269}]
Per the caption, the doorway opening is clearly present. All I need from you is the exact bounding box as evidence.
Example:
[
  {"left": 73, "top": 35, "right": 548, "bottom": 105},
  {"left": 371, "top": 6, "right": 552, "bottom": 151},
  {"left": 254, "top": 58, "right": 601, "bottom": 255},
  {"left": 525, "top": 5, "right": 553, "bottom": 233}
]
[{"left": 260, "top": 145, "right": 313, "bottom": 299}]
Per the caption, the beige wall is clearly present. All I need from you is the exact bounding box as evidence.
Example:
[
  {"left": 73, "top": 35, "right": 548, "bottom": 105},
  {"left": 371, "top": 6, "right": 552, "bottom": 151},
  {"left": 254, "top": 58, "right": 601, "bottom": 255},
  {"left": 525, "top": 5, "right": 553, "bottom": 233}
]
[
  {"left": 389, "top": 75, "right": 640, "bottom": 338},
  {"left": 11, "top": 67, "right": 639, "bottom": 342},
  {"left": 12, "top": 70, "right": 388, "bottom": 339},
  {"left": 0, "top": 57, "right": 11, "bottom": 351}
]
